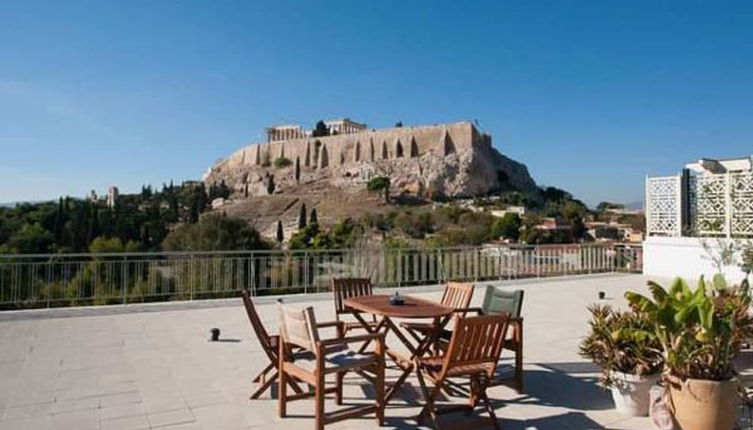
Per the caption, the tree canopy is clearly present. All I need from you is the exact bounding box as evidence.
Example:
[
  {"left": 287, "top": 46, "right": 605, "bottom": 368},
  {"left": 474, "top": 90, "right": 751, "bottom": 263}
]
[{"left": 162, "top": 214, "right": 269, "bottom": 251}]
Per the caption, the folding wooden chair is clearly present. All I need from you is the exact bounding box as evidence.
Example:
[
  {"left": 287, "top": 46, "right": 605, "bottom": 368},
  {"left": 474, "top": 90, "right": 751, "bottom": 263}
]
[
  {"left": 401, "top": 282, "right": 474, "bottom": 345},
  {"left": 331, "top": 278, "right": 379, "bottom": 337},
  {"left": 480, "top": 287, "right": 524, "bottom": 393},
  {"left": 437, "top": 286, "right": 525, "bottom": 393},
  {"left": 278, "top": 303, "right": 386, "bottom": 430},
  {"left": 242, "top": 290, "right": 322, "bottom": 399},
  {"left": 414, "top": 314, "right": 511, "bottom": 430}
]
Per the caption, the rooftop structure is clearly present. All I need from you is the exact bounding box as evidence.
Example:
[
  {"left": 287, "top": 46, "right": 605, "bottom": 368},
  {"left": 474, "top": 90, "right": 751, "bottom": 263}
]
[
  {"left": 685, "top": 156, "right": 753, "bottom": 174},
  {"left": 644, "top": 154, "right": 753, "bottom": 279}
]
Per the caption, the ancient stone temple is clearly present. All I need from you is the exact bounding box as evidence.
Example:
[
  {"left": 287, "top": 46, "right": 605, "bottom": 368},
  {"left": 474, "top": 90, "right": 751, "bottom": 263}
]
[{"left": 204, "top": 120, "right": 537, "bottom": 199}]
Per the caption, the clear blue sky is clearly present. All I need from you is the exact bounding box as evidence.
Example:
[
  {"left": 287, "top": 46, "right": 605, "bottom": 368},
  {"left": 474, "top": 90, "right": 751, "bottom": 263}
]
[{"left": 2, "top": 1, "right": 752, "bottom": 207}]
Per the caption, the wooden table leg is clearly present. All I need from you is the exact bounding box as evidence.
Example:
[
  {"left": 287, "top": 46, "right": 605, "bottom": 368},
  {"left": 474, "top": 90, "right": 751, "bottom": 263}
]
[{"left": 384, "top": 315, "right": 452, "bottom": 403}]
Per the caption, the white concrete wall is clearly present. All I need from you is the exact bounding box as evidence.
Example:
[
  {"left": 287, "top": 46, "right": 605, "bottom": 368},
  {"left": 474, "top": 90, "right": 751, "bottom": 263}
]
[{"left": 643, "top": 236, "right": 747, "bottom": 282}]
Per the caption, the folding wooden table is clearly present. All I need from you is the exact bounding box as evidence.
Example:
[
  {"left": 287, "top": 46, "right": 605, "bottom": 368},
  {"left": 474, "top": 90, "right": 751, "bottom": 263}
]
[{"left": 344, "top": 294, "right": 454, "bottom": 403}]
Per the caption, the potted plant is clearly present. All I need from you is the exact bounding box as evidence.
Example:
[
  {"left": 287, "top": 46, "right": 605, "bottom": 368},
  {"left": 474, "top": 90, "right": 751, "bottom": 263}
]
[
  {"left": 579, "top": 304, "right": 663, "bottom": 416},
  {"left": 626, "top": 276, "right": 753, "bottom": 430}
]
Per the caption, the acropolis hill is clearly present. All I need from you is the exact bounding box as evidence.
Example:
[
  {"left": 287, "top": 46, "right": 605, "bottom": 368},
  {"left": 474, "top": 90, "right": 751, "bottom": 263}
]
[
  {"left": 205, "top": 119, "right": 537, "bottom": 198},
  {"left": 203, "top": 119, "right": 538, "bottom": 235}
]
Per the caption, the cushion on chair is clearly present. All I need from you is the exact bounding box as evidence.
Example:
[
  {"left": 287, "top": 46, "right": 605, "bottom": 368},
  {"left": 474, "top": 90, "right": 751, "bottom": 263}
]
[{"left": 482, "top": 287, "right": 524, "bottom": 317}]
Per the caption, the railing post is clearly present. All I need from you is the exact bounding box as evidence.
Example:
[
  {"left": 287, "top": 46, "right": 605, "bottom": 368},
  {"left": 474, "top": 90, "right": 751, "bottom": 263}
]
[
  {"left": 122, "top": 255, "right": 128, "bottom": 305},
  {"left": 397, "top": 249, "right": 402, "bottom": 288},
  {"left": 189, "top": 254, "right": 195, "bottom": 301},
  {"left": 474, "top": 247, "right": 479, "bottom": 282}
]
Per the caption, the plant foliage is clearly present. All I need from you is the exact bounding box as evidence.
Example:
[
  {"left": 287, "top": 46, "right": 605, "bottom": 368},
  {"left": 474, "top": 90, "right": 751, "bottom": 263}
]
[
  {"left": 579, "top": 304, "right": 663, "bottom": 387},
  {"left": 625, "top": 276, "right": 753, "bottom": 381}
]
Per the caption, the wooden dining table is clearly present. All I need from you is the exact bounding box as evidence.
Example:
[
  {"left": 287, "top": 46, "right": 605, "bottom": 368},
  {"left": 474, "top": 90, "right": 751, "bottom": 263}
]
[{"left": 344, "top": 294, "right": 455, "bottom": 403}]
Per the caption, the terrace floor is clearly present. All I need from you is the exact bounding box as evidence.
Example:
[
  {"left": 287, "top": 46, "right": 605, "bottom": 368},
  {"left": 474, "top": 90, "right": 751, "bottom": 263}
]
[{"left": 0, "top": 274, "right": 659, "bottom": 430}]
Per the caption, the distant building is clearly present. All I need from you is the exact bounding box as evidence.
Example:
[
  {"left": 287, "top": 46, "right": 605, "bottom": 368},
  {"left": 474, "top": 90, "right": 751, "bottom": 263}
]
[
  {"left": 88, "top": 190, "right": 98, "bottom": 202},
  {"left": 324, "top": 118, "right": 367, "bottom": 135},
  {"left": 266, "top": 124, "right": 308, "bottom": 143},
  {"left": 534, "top": 217, "right": 572, "bottom": 231},
  {"left": 107, "top": 186, "right": 119, "bottom": 208},
  {"left": 265, "top": 118, "right": 367, "bottom": 143},
  {"left": 491, "top": 206, "right": 526, "bottom": 218}
]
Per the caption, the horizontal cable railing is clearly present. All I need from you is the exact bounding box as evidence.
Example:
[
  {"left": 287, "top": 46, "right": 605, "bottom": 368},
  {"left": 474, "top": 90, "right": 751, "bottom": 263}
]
[{"left": 0, "top": 244, "right": 642, "bottom": 310}]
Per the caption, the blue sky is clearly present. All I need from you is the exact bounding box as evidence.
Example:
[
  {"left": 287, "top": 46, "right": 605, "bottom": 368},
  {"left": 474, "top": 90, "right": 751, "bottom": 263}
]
[{"left": 1, "top": 1, "right": 752, "bottom": 207}]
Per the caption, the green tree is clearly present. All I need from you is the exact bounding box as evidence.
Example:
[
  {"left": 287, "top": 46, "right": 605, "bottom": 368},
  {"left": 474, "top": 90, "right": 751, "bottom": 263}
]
[
  {"left": 289, "top": 224, "right": 319, "bottom": 250},
  {"left": 367, "top": 177, "right": 391, "bottom": 203},
  {"left": 309, "top": 208, "right": 318, "bottom": 225},
  {"left": 295, "top": 157, "right": 301, "bottom": 181},
  {"left": 276, "top": 220, "right": 284, "bottom": 243},
  {"left": 267, "top": 176, "right": 275, "bottom": 195},
  {"left": 298, "top": 203, "right": 307, "bottom": 229},
  {"left": 311, "top": 120, "right": 329, "bottom": 137},
  {"left": 491, "top": 213, "right": 522, "bottom": 241},
  {"left": 5, "top": 224, "right": 54, "bottom": 254},
  {"left": 162, "top": 214, "right": 269, "bottom": 251},
  {"left": 89, "top": 236, "right": 139, "bottom": 253},
  {"left": 597, "top": 201, "right": 625, "bottom": 212}
]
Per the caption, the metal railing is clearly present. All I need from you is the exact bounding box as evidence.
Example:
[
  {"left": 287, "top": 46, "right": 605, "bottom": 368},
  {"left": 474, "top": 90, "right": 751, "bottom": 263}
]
[{"left": 0, "top": 244, "right": 642, "bottom": 310}]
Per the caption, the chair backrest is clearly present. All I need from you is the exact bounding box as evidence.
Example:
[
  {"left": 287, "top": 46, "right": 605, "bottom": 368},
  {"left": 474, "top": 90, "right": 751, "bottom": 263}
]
[
  {"left": 241, "top": 290, "right": 275, "bottom": 360},
  {"left": 332, "top": 278, "right": 373, "bottom": 316},
  {"left": 481, "top": 286, "right": 524, "bottom": 318},
  {"left": 278, "top": 303, "right": 320, "bottom": 352},
  {"left": 440, "top": 282, "right": 475, "bottom": 310},
  {"left": 442, "top": 314, "right": 510, "bottom": 375}
]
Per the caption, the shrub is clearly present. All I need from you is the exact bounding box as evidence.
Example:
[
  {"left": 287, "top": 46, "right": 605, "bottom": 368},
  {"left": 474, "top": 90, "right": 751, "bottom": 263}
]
[
  {"left": 274, "top": 157, "right": 293, "bottom": 168},
  {"left": 579, "top": 304, "right": 663, "bottom": 387}
]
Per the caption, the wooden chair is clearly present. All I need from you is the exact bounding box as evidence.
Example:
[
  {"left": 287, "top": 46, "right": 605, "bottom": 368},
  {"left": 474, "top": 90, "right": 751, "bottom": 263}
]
[
  {"left": 401, "top": 282, "right": 475, "bottom": 343},
  {"left": 278, "top": 303, "right": 385, "bottom": 430},
  {"left": 414, "top": 314, "right": 511, "bottom": 430},
  {"left": 439, "top": 286, "right": 525, "bottom": 393},
  {"left": 241, "top": 290, "right": 304, "bottom": 399},
  {"left": 477, "top": 287, "right": 524, "bottom": 393},
  {"left": 331, "top": 278, "right": 379, "bottom": 337}
]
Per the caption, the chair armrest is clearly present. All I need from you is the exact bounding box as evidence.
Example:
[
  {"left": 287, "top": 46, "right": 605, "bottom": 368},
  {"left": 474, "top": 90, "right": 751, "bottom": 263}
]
[
  {"left": 319, "top": 333, "right": 385, "bottom": 347},
  {"left": 455, "top": 307, "right": 484, "bottom": 315},
  {"left": 316, "top": 320, "right": 341, "bottom": 328}
]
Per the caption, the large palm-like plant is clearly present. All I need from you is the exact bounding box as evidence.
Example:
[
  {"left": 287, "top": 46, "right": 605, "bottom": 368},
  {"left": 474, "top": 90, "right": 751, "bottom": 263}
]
[
  {"left": 625, "top": 276, "right": 753, "bottom": 382},
  {"left": 579, "top": 304, "right": 663, "bottom": 387}
]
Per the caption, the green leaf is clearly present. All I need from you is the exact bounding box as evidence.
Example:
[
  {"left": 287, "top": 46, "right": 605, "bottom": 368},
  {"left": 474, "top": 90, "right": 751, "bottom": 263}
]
[
  {"left": 712, "top": 273, "right": 728, "bottom": 291},
  {"left": 648, "top": 281, "right": 669, "bottom": 304}
]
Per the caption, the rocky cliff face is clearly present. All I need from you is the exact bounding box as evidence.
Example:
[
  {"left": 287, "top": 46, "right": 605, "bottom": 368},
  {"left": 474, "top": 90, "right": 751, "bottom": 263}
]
[{"left": 204, "top": 122, "right": 538, "bottom": 201}]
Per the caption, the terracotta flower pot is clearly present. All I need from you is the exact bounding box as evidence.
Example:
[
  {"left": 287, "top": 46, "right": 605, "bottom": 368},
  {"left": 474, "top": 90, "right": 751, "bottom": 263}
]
[
  {"left": 669, "top": 377, "right": 738, "bottom": 430},
  {"left": 609, "top": 371, "right": 660, "bottom": 416}
]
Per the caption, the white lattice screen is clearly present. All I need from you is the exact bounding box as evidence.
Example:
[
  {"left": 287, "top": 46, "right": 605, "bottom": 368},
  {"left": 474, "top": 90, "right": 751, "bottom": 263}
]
[
  {"left": 731, "top": 173, "right": 753, "bottom": 236},
  {"left": 646, "top": 176, "right": 681, "bottom": 236},
  {"left": 647, "top": 171, "right": 753, "bottom": 238},
  {"left": 689, "top": 174, "right": 726, "bottom": 235}
]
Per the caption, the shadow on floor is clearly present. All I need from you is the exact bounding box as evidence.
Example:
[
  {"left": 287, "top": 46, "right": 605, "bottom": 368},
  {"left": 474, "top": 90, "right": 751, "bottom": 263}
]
[
  {"left": 269, "top": 361, "right": 614, "bottom": 429},
  {"left": 508, "top": 362, "right": 613, "bottom": 411}
]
